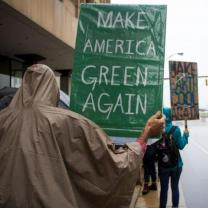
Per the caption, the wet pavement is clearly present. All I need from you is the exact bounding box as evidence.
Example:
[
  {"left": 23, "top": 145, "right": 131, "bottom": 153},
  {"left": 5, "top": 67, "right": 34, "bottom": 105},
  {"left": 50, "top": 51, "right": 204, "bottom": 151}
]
[{"left": 135, "top": 181, "right": 186, "bottom": 208}]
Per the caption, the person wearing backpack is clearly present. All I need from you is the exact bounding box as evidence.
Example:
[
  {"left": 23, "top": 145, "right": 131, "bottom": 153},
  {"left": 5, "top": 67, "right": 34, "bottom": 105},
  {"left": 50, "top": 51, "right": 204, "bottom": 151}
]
[{"left": 157, "top": 107, "right": 189, "bottom": 208}]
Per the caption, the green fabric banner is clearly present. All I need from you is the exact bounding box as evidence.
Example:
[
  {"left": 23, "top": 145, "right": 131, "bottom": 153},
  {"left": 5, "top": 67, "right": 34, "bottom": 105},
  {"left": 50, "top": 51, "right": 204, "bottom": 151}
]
[{"left": 70, "top": 4, "right": 167, "bottom": 137}]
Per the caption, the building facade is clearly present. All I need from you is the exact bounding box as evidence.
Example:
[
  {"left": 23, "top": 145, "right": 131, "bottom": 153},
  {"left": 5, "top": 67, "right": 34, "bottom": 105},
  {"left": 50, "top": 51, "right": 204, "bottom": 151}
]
[{"left": 0, "top": 0, "right": 110, "bottom": 94}]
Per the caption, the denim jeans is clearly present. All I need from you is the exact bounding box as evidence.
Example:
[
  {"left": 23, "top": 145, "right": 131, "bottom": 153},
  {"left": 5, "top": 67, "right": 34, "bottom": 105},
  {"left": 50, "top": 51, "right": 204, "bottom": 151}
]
[{"left": 159, "top": 167, "right": 182, "bottom": 208}]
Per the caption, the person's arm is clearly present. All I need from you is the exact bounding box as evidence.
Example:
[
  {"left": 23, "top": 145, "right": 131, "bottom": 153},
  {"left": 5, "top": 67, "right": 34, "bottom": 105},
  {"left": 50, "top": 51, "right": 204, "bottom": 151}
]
[
  {"left": 136, "top": 111, "right": 165, "bottom": 154},
  {"left": 174, "top": 127, "right": 189, "bottom": 150}
]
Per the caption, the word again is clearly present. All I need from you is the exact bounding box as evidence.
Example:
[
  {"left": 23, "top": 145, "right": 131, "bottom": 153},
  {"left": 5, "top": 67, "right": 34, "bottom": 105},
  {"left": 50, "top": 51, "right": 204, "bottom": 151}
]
[{"left": 82, "top": 92, "right": 147, "bottom": 119}]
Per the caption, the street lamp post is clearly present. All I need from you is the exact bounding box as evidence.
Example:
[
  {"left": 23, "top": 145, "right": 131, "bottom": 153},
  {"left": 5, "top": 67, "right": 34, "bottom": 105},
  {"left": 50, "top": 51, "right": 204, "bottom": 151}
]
[{"left": 165, "top": 52, "right": 184, "bottom": 62}]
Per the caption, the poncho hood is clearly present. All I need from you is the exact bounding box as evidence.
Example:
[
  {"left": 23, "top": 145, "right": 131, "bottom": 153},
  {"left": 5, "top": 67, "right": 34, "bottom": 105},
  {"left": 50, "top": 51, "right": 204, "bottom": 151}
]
[{"left": 9, "top": 64, "right": 59, "bottom": 108}]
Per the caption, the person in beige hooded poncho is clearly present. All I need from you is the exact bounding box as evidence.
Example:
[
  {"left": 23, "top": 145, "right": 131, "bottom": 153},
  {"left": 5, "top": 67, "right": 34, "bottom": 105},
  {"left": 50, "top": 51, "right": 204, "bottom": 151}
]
[{"left": 0, "top": 64, "right": 164, "bottom": 208}]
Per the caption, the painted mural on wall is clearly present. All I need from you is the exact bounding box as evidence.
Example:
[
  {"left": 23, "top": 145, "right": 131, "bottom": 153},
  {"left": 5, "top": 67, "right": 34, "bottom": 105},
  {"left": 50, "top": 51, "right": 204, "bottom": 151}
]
[{"left": 169, "top": 61, "right": 199, "bottom": 120}]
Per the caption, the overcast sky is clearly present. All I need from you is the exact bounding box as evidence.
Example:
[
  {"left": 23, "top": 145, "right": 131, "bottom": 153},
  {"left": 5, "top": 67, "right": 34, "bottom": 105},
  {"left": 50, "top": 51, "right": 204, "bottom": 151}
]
[{"left": 111, "top": 0, "right": 208, "bottom": 109}]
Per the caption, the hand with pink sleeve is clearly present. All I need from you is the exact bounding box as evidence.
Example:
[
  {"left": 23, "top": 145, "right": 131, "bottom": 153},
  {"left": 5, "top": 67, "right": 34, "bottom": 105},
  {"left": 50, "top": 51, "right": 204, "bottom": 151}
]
[{"left": 137, "top": 111, "right": 165, "bottom": 153}]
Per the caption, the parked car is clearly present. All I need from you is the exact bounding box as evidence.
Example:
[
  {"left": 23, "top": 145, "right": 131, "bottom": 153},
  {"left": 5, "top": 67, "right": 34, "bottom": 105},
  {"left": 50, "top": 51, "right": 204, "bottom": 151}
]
[{"left": 0, "top": 87, "right": 70, "bottom": 111}]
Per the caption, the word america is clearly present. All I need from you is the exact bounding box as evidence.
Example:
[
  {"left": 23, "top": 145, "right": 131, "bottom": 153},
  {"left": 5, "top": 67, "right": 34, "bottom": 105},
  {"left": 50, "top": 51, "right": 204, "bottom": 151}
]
[{"left": 83, "top": 39, "right": 156, "bottom": 57}]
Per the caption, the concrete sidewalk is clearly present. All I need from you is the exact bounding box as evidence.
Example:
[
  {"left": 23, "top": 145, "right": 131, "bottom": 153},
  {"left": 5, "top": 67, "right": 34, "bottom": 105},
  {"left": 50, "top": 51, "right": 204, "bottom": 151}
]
[{"left": 133, "top": 181, "right": 186, "bottom": 208}]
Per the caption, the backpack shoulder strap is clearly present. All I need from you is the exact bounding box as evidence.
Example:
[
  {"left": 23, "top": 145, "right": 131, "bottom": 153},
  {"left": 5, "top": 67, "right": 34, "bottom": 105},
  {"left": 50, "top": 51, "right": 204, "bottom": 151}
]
[{"left": 167, "top": 126, "right": 177, "bottom": 137}]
